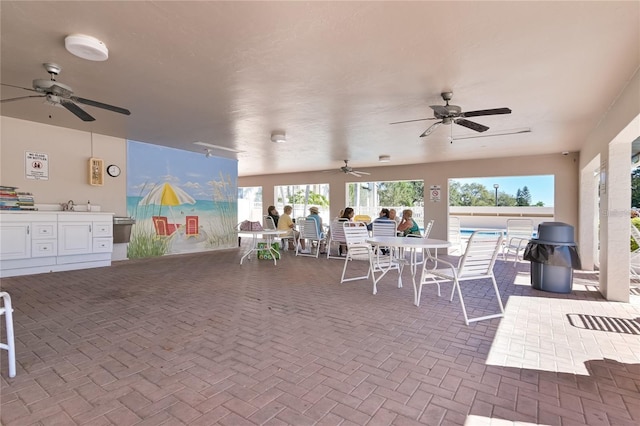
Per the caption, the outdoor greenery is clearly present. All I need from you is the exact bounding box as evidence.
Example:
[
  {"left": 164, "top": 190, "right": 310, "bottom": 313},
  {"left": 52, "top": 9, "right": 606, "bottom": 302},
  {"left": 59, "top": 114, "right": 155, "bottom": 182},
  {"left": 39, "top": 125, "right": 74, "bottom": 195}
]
[
  {"left": 377, "top": 181, "right": 424, "bottom": 206},
  {"left": 287, "top": 190, "right": 330, "bottom": 207},
  {"left": 449, "top": 182, "right": 543, "bottom": 206},
  {"left": 632, "top": 217, "right": 640, "bottom": 251},
  {"left": 632, "top": 168, "right": 640, "bottom": 207}
]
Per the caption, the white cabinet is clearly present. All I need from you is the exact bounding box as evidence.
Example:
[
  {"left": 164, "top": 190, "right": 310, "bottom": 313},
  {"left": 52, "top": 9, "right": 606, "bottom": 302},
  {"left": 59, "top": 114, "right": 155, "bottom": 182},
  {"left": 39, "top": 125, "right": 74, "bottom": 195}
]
[
  {"left": 0, "top": 222, "right": 31, "bottom": 260},
  {"left": 58, "top": 213, "right": 113, "bottom": 256},
  {"left": 58, "top": 222, "right": 93, "bottom": 256},
  {"left": 0, "top": 212, "right": 113, "bottom": 278}
]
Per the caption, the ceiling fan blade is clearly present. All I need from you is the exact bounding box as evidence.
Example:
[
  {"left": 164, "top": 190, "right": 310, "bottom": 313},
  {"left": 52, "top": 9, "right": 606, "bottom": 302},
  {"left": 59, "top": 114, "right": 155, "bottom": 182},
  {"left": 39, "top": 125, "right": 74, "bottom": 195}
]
[
  {"left": 1, "top": 95, "right": 46, "bottom": 103},
  {"left": 455, "top": 118, "right": 489, "bottom": 132},
  {"left": 461, "top": 107, "right": 512, "bottom": 117},
  {"left": 71, "top": 96, "right": 131, "bottom": 116},
  {"left": 354, "top": 170, "right": 370, "bottom": 176},
  {"left": 1, "top": 82, "right": 38, "bottom": 92},
  {"left": 419, "top": 121, "right": 442, "bottom": 137},
  {"left": 429, "top": 105, "right": 450, "bottom": 116},
  {"left": 389, "top": 117, "right": 437, "bottom": 125},
  {"left": 451, "top": 127, "right": 531, "bottom": 141},
  {"left": 60, "top": 100, "right": 95, "bottom": 122}
]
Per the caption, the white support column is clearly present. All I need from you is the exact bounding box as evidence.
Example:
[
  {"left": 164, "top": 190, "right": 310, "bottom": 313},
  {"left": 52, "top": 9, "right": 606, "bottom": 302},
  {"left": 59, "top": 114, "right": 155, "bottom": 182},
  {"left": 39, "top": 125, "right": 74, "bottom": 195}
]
[{"left": 599, "top": 138, "right": 631, "bottom": 301}]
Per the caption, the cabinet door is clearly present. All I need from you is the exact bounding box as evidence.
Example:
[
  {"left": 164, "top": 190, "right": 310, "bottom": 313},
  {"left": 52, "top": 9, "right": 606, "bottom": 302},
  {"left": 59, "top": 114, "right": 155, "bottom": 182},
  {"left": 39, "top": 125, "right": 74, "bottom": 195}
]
[
  {"left": 58, "top": 222, "right": 93, "bottom": 256},
  {"left": 0, "top": 223, "right": 31, "bottom": 260}
]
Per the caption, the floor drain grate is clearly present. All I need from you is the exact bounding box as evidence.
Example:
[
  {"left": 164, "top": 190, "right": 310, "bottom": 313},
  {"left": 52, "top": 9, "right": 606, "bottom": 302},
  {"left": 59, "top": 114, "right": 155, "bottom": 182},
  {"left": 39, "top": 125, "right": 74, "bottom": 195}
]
[{"left": 567, "top": 314, "right": 640, "bottom": 335}]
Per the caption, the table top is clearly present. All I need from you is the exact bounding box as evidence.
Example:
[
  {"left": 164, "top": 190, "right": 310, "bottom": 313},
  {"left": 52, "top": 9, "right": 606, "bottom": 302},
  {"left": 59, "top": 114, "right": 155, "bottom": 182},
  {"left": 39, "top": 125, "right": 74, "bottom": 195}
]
[
  {"left": 366, "top": 236, "right": 451, "bottom": 249},
  {"left": 238, "top": 230, "right": 285, "bottom": 236}
]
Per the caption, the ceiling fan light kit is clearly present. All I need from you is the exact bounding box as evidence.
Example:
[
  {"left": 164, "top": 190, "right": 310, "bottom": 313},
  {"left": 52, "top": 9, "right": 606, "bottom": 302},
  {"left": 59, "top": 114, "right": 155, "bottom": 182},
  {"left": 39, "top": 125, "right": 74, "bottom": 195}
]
[
  {"left": 391, "top": 91, "right": 512, "bottom": 141},
  {"left": 271, "top": 132, "right": 286, "bottom": 143},
  {"left": 65, "top": 34, "right": 109, "bottom": 61}
]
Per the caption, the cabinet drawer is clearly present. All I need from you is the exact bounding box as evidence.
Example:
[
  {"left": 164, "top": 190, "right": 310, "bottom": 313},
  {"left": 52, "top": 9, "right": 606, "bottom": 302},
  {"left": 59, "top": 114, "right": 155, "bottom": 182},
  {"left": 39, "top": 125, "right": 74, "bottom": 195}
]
[
  {"left": 93, "top": 222, "right": 113, "bottom": 237},
  {"left": 32, "top": 222, "right": 57, "bottom": 239},
  {"left": 32, "top": 240, "right": 57, "bottom": 257},
  {"left": 93, "top": 237, "right": 113, "bottom": 253}
]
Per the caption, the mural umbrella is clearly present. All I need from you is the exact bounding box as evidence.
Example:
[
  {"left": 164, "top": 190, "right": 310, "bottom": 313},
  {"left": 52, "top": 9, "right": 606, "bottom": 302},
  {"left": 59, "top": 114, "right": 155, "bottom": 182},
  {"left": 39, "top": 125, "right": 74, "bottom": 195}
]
[{"left": 138, "top": 182, "right": 196, "bottom": 225}]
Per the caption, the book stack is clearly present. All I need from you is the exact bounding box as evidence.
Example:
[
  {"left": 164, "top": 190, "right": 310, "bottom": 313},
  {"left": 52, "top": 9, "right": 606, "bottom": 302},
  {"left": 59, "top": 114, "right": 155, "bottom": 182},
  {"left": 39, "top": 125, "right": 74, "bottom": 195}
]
[
  {"left": 17, "top": 191, "right": 36, "bottom": 210},
  {"left": 0, "top": 186, "right": 20, "bottom": 210}
]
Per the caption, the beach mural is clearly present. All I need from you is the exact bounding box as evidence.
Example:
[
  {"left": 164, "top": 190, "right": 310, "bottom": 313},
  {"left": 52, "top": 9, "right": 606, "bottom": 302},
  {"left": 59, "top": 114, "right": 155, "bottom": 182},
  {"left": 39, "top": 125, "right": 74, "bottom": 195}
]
[{"left": 126, "top": 140, "right": 238, "bottom": 258}]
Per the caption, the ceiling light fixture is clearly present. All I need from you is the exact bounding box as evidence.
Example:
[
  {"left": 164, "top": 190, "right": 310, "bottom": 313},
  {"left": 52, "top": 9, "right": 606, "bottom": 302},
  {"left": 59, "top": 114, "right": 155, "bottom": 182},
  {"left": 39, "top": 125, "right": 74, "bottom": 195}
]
[
  {"left": 379, "top": 155, "right": 391, "bottom": 163},
  {"left": 271, "top": 131, "right": 286, "bottom": 144},
  {"left": 205, "top": 149, "right": 214, "bottom": 158},
  {"left": 64, "top": 34, "right": 109, "bottom": 61},
  {"left": 193, "top": 141, "right": 243, "bottom": 153}
]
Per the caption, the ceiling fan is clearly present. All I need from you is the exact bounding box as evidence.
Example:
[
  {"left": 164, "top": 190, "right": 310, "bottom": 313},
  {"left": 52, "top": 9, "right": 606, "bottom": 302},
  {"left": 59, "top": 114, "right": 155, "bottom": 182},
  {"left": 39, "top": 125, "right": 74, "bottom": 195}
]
[
  {"left": 0, "top": 62, "right": 131, "bottom": 122},
  {"left": 327, "top": 160, "right": 371, "bottom": 177},
  {"left": 390, "top": 91, "right": 511, "bottom": 138}
]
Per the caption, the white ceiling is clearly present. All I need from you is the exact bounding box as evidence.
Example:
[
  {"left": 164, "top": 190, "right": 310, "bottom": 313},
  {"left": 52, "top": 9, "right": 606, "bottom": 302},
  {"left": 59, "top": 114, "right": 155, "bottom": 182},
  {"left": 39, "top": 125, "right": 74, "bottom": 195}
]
[{"left": 1, "top": 1, "right": 638, "bottom": 177}]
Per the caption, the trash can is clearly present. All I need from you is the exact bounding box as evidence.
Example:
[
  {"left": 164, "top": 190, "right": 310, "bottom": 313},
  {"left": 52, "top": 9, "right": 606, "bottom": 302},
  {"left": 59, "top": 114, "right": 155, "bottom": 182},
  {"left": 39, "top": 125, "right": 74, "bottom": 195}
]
[
  {"left": 523, "top": 222, "right": 582, "bottom": 293},
  {"left": 113, "top": 217, "right": 136, "bottom": 243}
]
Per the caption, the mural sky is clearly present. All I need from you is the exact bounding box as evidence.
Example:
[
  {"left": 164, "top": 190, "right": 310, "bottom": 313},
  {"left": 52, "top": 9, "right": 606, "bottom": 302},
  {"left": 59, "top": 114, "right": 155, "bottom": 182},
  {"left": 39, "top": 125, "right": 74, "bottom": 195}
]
[{"left": 127, "top": 140, "right": 237, "bottom": 200}]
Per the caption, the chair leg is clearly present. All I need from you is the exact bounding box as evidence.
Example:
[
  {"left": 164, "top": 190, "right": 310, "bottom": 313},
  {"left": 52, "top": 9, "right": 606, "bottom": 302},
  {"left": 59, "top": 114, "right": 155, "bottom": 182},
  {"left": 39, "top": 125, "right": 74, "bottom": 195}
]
[
  {"left": 450, "top": 278, "right": 470, "bottom": 325},
  {"left": 491, "top": 275, "right": 505, "bottom": 314},
  {"left": 0, "top": 293, "right": 16, "bottom": 378}
]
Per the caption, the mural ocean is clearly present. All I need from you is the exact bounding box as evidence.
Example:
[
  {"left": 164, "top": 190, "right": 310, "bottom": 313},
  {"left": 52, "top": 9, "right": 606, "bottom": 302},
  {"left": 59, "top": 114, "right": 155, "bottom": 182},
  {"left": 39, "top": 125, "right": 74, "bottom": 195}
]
[{"left": 126, "top": 141, "right": 238, "bottom": 258}]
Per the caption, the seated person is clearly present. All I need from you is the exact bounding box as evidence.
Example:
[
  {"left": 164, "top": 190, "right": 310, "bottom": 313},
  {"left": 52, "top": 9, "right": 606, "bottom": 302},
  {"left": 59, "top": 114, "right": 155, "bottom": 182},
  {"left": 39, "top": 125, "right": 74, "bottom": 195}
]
[
  {"left": 277, "top": 205, "right": 306, "bottom": 251},
  {"left": 307, "top": 206, "right": 326, "bottom": 253},
  {"left": 336, "top": 207, "right": 355, "bottom": 256},
  {"left": 267, "top": 205, "right": 279, "bottom": 228},
  {"left": 389, "top": 209, "right": 401, "bottom": 226},
  {"left": 397, "top": 209, "right": 421, "bottom": 237},
  {"left": 339, "top": 207, "right": 355, "bottom": 222},
  {"left": 367, "top": 208, "right": 391, "bottom": 231}
]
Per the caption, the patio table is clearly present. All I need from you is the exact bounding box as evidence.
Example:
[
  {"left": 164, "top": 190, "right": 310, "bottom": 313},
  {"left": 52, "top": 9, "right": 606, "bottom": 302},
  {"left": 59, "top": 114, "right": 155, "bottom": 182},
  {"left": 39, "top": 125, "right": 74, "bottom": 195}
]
[
  {"left": 238, "top": 230, "right": 285, "bottom": 265},
  {"left": 366, "top": 236, "right": 451, "bottom": 305}
]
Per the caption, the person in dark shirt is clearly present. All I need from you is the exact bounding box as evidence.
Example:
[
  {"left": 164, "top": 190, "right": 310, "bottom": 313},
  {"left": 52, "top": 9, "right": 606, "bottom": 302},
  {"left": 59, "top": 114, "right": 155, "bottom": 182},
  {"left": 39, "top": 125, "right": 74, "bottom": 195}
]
[{"left": 267, "top": 205, "right": 279, "bottom": 227}]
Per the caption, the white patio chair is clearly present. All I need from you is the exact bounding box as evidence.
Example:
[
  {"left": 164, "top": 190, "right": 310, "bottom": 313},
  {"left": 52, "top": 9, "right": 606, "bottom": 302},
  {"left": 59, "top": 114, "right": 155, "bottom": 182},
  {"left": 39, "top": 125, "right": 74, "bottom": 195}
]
[
  {"left": 263, "top": 215, "right": 276, "bottom": 230},
  {"left": 372, "top": 220, "right": 398, "bottom": 257},
  {"left": 408, "top": 219, "right": 435, "bottom": 265},
  {"left": 448, "top": 217, "right": 462, "bottom": 255},
  {"left": 503, "top": 219, "right": 534, "bottom": 264},
  {"left": 341, "top": 223, "right": 402, "bottom": 295},
  {"left": 417, "top": 230, "right": 504, "bottom": 325},
  {"left": 296, "top": 218, "right": 325, "bottom": 258},
  {"left": 0, "top": 292, "right": 16, "bottom": 378},
  {"left": 326, "top": 219, "right": 348, "bottom": 259}
]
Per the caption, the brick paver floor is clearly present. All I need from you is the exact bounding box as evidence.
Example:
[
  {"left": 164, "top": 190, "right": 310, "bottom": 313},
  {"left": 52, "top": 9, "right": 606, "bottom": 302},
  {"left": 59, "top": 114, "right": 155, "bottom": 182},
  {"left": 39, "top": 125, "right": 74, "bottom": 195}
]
[{"left": 1, "top": 246, "right": 638, "bottom": 425}]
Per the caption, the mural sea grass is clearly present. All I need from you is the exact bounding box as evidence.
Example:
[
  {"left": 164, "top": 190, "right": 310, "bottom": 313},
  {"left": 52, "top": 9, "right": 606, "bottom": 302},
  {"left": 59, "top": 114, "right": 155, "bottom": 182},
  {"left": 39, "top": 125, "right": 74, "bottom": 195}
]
[{"left": 127, "top": 141, "right": 238, "bottom": 258}]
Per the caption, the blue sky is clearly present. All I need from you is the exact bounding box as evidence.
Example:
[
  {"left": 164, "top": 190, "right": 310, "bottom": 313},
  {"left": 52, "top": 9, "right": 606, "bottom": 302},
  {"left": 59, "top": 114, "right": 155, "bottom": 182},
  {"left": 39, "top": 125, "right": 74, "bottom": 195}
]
[{"left": 450, "top": 175, "right": 554, "bottom": 206}]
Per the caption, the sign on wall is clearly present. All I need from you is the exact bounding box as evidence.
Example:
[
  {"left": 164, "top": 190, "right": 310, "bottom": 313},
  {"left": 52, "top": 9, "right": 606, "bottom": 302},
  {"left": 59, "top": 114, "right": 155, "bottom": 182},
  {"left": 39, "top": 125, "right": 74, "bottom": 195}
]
[
  {"left": 25, "top": 151, "right": 49, "bottom": 180},
  {"left": 430, "top": 184, "right": 441, "bottom": 202}
]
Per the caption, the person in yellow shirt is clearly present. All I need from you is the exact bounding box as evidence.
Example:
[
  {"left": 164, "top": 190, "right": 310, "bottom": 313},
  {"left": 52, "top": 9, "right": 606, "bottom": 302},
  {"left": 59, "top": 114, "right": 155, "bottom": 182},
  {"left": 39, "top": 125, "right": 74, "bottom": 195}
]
[{"left": 277, "top": 205, "right": 306, "bottom": 251}]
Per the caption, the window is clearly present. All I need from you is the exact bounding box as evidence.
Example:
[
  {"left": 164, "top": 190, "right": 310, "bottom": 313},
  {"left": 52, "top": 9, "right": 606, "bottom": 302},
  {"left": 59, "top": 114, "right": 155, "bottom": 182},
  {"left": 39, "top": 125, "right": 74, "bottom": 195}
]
[
  {"left": 238, "top": 186, "right": 262, "bottom": 221},
  {"left": 275, "top": 184, "right": 330, "bottom": 222},
  {"left": 346, "top": 180, "right": 425, "bottom": 228}
]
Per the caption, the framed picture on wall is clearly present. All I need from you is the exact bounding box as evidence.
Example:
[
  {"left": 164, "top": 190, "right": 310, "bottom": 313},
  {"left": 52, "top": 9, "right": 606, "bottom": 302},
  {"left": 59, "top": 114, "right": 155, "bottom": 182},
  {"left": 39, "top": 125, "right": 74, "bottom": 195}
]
[{"left": 89, "top": 157, "right": 104, "bottom": 186}]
